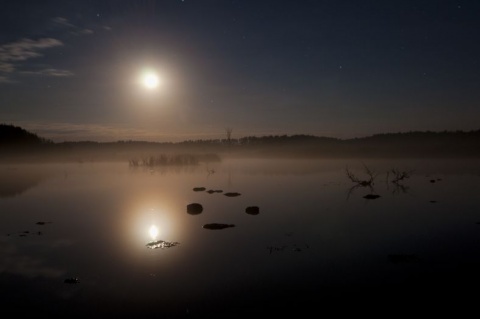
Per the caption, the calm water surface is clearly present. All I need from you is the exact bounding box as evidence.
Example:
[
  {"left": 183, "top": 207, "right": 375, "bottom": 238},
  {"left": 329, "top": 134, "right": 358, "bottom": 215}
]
[{"left": 1, "top": 158, "right": 480, "bottom": 316}]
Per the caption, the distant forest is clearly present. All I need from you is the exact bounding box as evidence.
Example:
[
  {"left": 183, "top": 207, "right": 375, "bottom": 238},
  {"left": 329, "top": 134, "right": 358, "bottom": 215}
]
[{"left": 1, "top": 123, "right": 480, "bottom": 162}]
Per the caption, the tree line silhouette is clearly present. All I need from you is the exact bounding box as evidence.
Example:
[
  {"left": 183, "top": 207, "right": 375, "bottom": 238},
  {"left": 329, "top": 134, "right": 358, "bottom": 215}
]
[{"left": 1, "top": 123, "right": 480, "bottom": 160}]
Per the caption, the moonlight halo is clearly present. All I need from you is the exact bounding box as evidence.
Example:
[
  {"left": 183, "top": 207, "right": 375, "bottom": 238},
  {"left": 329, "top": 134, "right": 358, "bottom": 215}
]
[{"left": 141, "top": 70, "right": 161, "bottom": 89}]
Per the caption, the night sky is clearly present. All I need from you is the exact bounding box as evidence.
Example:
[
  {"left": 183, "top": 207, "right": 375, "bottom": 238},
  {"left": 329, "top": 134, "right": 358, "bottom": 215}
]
[{"left": 1, "top": 0, "right": 479, "bottom": 142}]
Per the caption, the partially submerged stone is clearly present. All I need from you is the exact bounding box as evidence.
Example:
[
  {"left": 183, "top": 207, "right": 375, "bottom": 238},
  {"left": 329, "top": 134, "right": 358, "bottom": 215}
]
[
  {"left": 146, "top": 240, "right": 180, "bottom": 249},
  {"left": 205, "top": 189, "right": 223, "bottom": 194},
  {"left": 203, "top": 223, "right": 235, "bottom": 230},
  {"left": 245, "top": 206, "right": 260, "bottom": 215},
  {"left": 224, "top": 192, "right": 241, "bottom": 197},
  {"left": 193, "top": 187, "right": 206, "bottom": 192},
  {"left": 187, "top": 203, "right": 203, "bottom": 215}
]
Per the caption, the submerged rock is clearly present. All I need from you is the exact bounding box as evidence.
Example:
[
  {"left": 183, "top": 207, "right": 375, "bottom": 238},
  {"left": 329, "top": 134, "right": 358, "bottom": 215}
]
[
  {"left": 206, "top": 190, "right": 216, "bottom": 194},
  {"left": 193, "top": 187, "right": 206, "bottom": 192},
  {"left": 203, "top": 223, "right": 235, "bottom": 230},
  {"left": 363, "top": 194, "right": 381, "bottom": 199},
  {"left": 224, "top": 192, "right": 241, "bottom": 197},
  {"left": 245, "top": 206, "right": 260, "bottom": 215},
  {"left": 187, "top": 203, "right": 203, "bottom": 215}
]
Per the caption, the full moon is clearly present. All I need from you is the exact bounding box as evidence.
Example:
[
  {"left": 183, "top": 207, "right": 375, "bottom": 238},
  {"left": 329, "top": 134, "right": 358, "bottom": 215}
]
[{"left": 142, "top": 72, "right": 160, "bottom": 89}]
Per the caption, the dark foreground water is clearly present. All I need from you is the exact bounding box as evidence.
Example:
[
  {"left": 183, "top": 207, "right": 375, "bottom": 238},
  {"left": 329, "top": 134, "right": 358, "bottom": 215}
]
[{"left": 1, "top": 158, "right": 480, "bottom": 317}]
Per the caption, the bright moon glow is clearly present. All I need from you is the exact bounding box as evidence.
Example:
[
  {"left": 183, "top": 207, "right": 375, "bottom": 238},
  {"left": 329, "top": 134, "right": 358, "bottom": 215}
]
[
  {"left": 149, "top": 225, "right": 159, "bottom": 240},
  {"left": 142, "top": 72, "right": 160, "bottom": 89}
]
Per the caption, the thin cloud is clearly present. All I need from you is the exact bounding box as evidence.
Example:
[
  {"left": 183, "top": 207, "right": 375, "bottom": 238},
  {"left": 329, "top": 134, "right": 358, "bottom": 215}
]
[
  {"left": 0, "top": 38, "right": 70, "bottom": 82},
  {"left": 0, "top": 62, "right": 14, "bottom": 73},
  {"left": 52, "top": 17, "right": 76, "bottom": 28},
  {"left": 0, "top": 75, "right": 15, "bottom": 83},
  {"left": 0, "top": 38, "right": 63, "bottom": 63},
  {"left": 52, "top": 16, "right": 94, "bottom": 36},
  {"left": 21, "top": 68, "right": 74, "bottom": 77},
  {"left": 71, "top": 28, "right": 94, "bottom": 36}
]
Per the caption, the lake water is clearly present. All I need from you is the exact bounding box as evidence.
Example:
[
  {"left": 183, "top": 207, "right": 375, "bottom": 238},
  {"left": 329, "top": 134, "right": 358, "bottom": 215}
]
[{"left": 1, "top": 158, "right": 480, "bottom": 317}]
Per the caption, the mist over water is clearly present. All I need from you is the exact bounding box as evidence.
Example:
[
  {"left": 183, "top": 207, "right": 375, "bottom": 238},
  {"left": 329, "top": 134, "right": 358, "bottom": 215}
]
[{"left": 1, "top": 158, "right": 480, "bottom": 316}]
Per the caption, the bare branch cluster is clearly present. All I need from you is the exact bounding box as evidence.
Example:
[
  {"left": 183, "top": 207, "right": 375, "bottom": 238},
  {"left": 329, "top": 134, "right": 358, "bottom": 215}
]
[
  {"left": 345, "top": 164, "right": 414, "bottom": 200},
  {"left": 345, "top": 165, "right": 377, "bottom": 187},
  {"left": 388, "top": 168, "right": 414, "bottom": 184}
]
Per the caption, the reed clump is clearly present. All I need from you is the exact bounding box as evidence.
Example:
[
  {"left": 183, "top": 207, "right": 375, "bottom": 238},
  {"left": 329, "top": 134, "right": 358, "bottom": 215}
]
[{"left": 129, "top": 153, "right": 220, "bottom": 167}]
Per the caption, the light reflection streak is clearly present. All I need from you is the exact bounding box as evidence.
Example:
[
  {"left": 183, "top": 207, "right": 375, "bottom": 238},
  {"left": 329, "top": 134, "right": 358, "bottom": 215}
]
[
  {"left": 149, "top": 224, "right": 159, "bottom": 240},
  {"left": 141, "top": 208, "right": 180, "bottom": 250}
]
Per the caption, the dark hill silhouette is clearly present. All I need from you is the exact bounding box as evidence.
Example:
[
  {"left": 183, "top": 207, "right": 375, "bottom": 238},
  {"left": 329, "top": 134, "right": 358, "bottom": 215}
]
[{"left": 0, "top": 124, "right": 51, "bottom": 145}]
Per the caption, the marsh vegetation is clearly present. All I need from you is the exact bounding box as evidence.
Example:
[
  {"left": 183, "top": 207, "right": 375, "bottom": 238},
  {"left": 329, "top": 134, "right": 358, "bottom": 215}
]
[{"left": 128, "top": 153, "right": 220, "bottom": 167}]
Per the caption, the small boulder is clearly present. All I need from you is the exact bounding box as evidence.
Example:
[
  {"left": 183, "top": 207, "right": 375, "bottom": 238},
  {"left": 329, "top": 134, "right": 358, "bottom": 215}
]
[
  {"left": 193, "top": 187, "right": 206, "bottom": 192},
  {"left": 245, "top": 206, "right": 260, "bottom": 215},
  {"left": 203, "top": 223, "right": 235, "bottom": 230},
  {"left": 187, "top": 203, "right": 203, "bottom": 215},
  {"left": 363, "top": 194, "right": 380, "bottom": 200},
  {"left": 224, "top": 192, "right": 241, "bottom": 197}
]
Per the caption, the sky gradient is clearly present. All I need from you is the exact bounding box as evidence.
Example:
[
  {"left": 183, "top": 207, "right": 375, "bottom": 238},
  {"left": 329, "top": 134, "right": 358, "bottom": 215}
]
[{"left": 1, "top": 0, "right": 479, "bottom": 142}]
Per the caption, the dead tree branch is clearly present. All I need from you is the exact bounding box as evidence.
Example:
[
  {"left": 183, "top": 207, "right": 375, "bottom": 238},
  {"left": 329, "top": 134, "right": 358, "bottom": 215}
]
[
  {"left": 345, "top": 165, "right": 377, "bottom": 187},
  {"left": 390, "top": 168, "right": 413, "bottom": 184}
]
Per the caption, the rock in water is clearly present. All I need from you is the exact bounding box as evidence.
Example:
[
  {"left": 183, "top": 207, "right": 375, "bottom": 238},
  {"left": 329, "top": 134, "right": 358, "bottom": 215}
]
[
  {"left": 193, "top": 187, "right": 206, "bottom": 192},
  {"left": 224, "top": 192, "right": 241, "bottom": 197},
  {"left": 203, "top": 223, "right": 235, "bottom": 230},
  {"left": 245, "top": 206, "right": 260, "bottom": 215},
  {"left": 187, "top": 203, "right": 203, "bottom": 215}
]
